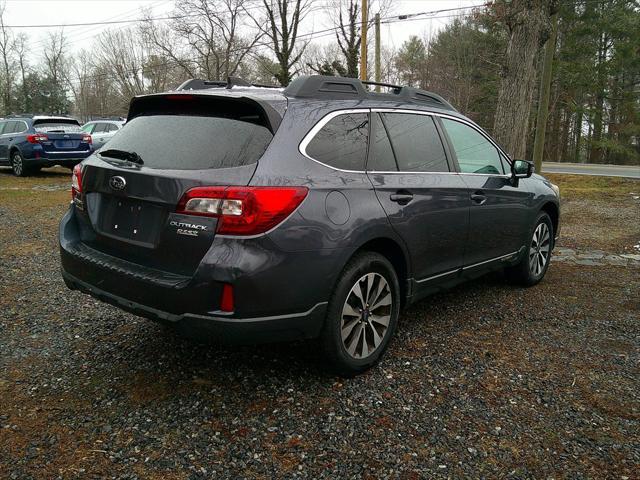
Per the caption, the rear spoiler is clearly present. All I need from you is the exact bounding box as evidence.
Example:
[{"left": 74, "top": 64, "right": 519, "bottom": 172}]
[{"left": 127, "top": 93, "right": 282, "bottom": 134}]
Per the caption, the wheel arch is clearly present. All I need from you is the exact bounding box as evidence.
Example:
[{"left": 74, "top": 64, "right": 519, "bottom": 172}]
[
  {"left": 349, "top": 236, "right": 411, "bottom": 307},
  {"left": 540, "top": 201, "right": 559, "bottom": 242},
  {"left": 9, "top": 145, "right": 21, "bottom": 157}
]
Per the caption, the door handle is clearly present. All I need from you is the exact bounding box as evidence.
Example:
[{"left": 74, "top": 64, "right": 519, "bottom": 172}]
[
  {"left": 470, "top": 192, "right": 487, "bottom": 205},
  {"left": 390, "top": 191, "right": 413, "bottom": 205}
]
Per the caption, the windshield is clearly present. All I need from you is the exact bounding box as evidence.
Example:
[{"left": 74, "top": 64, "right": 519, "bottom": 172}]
[{"left": 103, "top": 115, "right": 273, "bottom": 170}]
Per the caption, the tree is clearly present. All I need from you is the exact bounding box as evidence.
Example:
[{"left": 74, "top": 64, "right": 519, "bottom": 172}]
[
  {"left": 334, "top": 0, "right": 360, "bottom": 78},
  {"left": 141, "top": 0, "right": 261, "bottom": 81},
  {"left": 491, "top": 0, "right": 557, "bottom": 159},
  {"left": 395, "top": 36, "right": 427, "bottom": 88},
  {"left": 252, "top": 0, "right": 311, "bottom": 86},
  {"left": 0, "top": 1, "right": 13, "bottom": 114},
  {"left": 423, "top": 15, "right": 506, "bottom": 130}
]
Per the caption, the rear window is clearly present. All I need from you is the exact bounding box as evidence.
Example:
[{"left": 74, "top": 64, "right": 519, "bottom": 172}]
[
  {"left": 102, "top": 115, "right": 273, "bottom": 170},
  {"left": 34, "top": 119, "right": 81, "bottom": 133}
]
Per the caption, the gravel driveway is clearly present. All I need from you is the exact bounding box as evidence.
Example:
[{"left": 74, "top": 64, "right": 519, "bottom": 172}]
[{"left": 1, "top": 169, "right": 639, "bottom": 479}]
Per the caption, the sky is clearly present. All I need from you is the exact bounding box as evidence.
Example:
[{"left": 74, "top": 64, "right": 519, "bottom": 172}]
[{"left": 1, "top": 0, "right": 487, "bottom": 64}]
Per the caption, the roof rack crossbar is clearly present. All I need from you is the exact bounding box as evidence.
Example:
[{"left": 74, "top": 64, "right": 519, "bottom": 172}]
[{"left": 283, "top": 75, "right": 457, "bottom": 111}]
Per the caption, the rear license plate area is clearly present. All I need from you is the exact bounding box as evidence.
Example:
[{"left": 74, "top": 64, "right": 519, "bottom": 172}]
[
  {"left": 56, "top": 140, "right": 74, "bottom": 148},
  {"left": 95, "top": 195, "right": 164, "bottom": 246}
]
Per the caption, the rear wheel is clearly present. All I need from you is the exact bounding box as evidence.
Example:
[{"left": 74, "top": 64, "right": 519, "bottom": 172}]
[
  {"left": 321, "top": 252, "right": 400, "bottom": 376},
  {"left": 507, "top": 212, "right": 553, "bottom": 286},
  {"left": 11, "top": 151, "right": 30, "bottom": 177}
]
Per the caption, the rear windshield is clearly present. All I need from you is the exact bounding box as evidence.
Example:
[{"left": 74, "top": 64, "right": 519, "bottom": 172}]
[
  {"left": 34, "top": 119, "right": 81, "bottom": 133},
  {"left": 102, "top": 115, "right": 273, "bottom": 170}
]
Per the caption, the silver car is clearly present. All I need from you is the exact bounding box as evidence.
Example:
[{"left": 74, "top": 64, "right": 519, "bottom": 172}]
[{"left": 81, "top": 119, "right": 125, "bottom": 150}]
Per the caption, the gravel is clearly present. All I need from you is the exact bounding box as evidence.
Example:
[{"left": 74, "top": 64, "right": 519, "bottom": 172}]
[{"left": 1, "top": 169, "right": 639, "bottom": 479}]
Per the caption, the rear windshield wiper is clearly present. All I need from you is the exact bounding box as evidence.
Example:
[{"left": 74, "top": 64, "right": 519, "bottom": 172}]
[{"left": 99, "top": 149, "right": 144, "bottom": 165}]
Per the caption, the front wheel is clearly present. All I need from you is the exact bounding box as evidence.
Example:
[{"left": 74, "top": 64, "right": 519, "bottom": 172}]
[
  {"left": 321, "top": 252, "right": 401, "bottom": 376},
  {"left": 507, "top": 212, "right": 554, "bottom": 286}
]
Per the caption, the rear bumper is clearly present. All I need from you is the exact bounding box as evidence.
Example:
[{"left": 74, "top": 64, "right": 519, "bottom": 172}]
[
  {"left": 24, "top": 147, "right": 92, "bottom": 166},
  {"left": 59, "top": 207, "right": 330, "bottom": 344},
  {"left": 62, "top": 270, "right": 326, "bottom": 343}
]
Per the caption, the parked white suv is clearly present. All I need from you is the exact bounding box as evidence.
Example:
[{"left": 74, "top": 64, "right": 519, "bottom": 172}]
[{"left": 81, "top": 119, "right": 125, "bottom": 150}]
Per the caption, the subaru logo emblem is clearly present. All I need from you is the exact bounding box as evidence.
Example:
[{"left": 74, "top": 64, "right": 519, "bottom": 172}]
[{"left": 109, "top": 176, "right": 126, "bottom": 191}]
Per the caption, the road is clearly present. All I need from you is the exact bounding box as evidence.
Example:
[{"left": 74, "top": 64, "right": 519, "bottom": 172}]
[{"left": 542, "top": 162, "right": 640, "bottom": 178}]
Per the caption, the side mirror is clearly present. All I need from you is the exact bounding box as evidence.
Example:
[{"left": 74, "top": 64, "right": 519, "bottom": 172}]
[{"left": 511, "top": 159, "right": 534, "bottom": 179}]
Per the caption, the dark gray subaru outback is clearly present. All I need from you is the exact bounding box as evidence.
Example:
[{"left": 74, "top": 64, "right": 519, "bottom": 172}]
[{"left": 59, "top": 75, "right": 560, "bottom": 375}]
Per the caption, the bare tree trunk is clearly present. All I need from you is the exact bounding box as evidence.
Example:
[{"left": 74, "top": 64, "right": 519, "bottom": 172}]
[
  {"left": 532, "top": 12, "right": 557, "bottom": 172},
  {"left": 492, "top": 0, "right": 555, "bottom": 159},
  {"left": 334, "top": 0, "right": 360, "bottom": 78},
  {"left": 253, "top": 0, "right": 310, "bottom": 86},
  {"left": 0, "top": 2, "right": 13, "bottom": 114}
]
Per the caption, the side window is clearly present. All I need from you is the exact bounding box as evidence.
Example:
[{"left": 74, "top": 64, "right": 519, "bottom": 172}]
[
  {"left": 305, "top": 113, "right": 369, "bottom": 171},
  {"left": 380, "top": 113, "right": 449, "bottom": 172},
  {"left": 93, "top": 123, "right": 107, "bottom": 134},
  {"left": 367, "top": 113, "right": 397, "bottom": 171},
  {"left": 500, "top": 153, "right": 511, "bottom": 173},
  {"left": 14, "top": 121, "right": 27, "bottom": 134},
  {"left": 4, "top": 121, "right": 18, "bottom": 134},
  {"left": 441, "top": 118, "right": 504, "bottom": 175}
]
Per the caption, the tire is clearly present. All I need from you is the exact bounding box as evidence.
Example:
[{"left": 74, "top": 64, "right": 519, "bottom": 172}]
[
  {"left": 321, "top": 252, "right": 401, "bottom": 376},
  {"left": 507, "top": 211, "right": 554, "bottom": 286},
  {"left": 11, "top": 151, "right": 30, "bottom": 177}
]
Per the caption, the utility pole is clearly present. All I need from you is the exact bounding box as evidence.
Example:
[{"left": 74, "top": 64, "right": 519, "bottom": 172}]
[
  {"left": 374, "top": 12, "right": 381, "bottom": 91},
  {"left": 532, "top": 12, "right": 558, "bottom": 172},
  {"left": 359, "top": 0, "right": 368, "bottom": 81}
]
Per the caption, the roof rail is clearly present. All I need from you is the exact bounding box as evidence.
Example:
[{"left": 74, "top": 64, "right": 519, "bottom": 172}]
[
  {"left": 283, "top": 75, "right": 457, "bottom": 111},
  {"left": 176, "top": 77, "right": 281, "bottom": 91},
  {"left": 5, "top": 113, "right": 75, "bottom": 119}
]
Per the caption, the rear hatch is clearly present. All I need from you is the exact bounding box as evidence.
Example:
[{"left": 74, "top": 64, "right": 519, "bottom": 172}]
[
  {"left": 75, "top": 94, "right": 278, "bottom": 276},
  {"left": 33, "top": 118, "right": 91, "bottom": 153}
]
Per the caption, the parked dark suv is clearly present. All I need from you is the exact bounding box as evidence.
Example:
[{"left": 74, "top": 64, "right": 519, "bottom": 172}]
[
  {"left": 0, "top": 115, "right": 93, "bottom": 176},
  {"left": 59, "top": 76, "right": 560, "bottom": 375}
]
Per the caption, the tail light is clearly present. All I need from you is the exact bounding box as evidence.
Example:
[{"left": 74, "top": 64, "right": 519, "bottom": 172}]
[
  {"left": 177, "top": 186, "right": 308, "bottom": 235},
  {"left": 26, "top": 134, "right": 48, "bottom": 143},
  {"left": 82, "top": 134, "right": 92, "bottom": 144},
  {"left": 71, "top": 164, "right": 83, "bottom": 202}
]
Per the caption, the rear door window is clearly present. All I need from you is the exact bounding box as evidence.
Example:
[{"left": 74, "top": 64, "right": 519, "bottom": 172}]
[
  {"left": 441, "top": 118, "right": 504, "bottom": 175},
  {"left": 3, "top": 121, "right": 18, "bottom": 134},
  {"left": 305, "top": 112, "right": 369, "bottom": 171},
  {"left": 380, "top": 113, "right": 449, "bottom": 172},
  {"left": 367, "top": 113, "right": 398, "bottom": 171},
  {"left": 102, "top": 115, "right": 274, "bottom": 170},
  {"left": 106, "top": 123, "right": 119, "bottom": 132}
]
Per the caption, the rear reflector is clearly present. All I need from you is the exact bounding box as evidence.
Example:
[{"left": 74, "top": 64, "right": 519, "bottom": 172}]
[
  {"left": 220, "top": 283, "right": 234, "bottom": 312},
  {"left": 177, "top": 186, "right": 308, "bottom": 236}
]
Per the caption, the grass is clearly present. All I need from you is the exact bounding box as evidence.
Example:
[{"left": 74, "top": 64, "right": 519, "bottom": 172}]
[{"left": 545, "top": 173, "right": 640, "bottom": 200}]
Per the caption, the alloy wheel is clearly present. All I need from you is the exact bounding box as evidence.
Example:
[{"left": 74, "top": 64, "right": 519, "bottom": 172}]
[
  {"left": 340, "top": 273, "right": 392, "bottom": 359},
  {"left": 529, "top": 222, "right": 550, "bottom": 277},
  {"left": 12, "top": 153, "right": 23, "bottom": 176}
]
